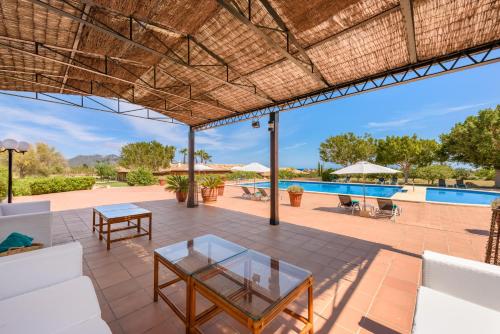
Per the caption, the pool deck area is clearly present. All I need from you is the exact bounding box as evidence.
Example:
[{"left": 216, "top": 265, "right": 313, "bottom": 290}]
[
  {"left": 392, "top": 185, "right": 427, "bottom": 202},
  {"left": 15, "top": 185, "right": 492, "bottom": 334}
]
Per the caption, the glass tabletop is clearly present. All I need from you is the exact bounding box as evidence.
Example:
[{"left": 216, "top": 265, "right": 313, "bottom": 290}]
[
  {"left": 94, "top": 203, "right": 138, "bottom": 213},
  {"left": 192, "top": 249, "right": 312, "bottom": 320},
  {"left": 94, "top": 204, "right": 151, "bottom": 219},
  {"left": 154, "top": 234, "right": 247, "bottom": 275}
]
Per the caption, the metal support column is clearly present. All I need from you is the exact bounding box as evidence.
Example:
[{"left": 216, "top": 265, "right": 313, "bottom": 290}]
[
  {"left": 269, "top": 112, "right": 279, "bottom": 225},
  {"left": 7, "top": 150, "right": 13, "bottom": 203},
  {"left": 187, "top": 127, "right": 196, "bottom": 208}
]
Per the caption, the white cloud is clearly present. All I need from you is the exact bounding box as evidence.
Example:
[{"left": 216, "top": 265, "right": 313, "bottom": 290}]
[
  {"left": 444, "top": 102, "right": 491, "bottom": 112},
  {"left": 366, "top": 119, "right": 411, "bottom": 129},
  {"left": 283, "top": 142, "right": 307, "bottom": 150}
]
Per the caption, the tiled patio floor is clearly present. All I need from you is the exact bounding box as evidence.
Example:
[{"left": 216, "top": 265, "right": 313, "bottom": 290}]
[{"left": 20, "top": 185, "right": 491, "bottom": 334}]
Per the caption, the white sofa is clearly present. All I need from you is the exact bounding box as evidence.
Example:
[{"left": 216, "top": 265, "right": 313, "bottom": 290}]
[
  {"left": 0, "top": 242, "right": 111, "bottom": 334},
  {"left": 413, "top": 251, "right": 500, "bottom": 334},
  {"left": 0, "top": 200, "right": 52, "bottom": 246}
]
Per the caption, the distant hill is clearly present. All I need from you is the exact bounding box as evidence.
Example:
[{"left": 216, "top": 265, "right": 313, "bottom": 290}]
[{"left": 68, "top": 154, "right": 120, "bottom": 167}]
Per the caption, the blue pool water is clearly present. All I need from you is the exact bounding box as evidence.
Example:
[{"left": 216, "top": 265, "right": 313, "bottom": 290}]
[
  {"left": 244, "top": 181, "right": 403, "bottom": 198},
  {"left": 426, "top": 188, "right": 500, "bottom": 205}
]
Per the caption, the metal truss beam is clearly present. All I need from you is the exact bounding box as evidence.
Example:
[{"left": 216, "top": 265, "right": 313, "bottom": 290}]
[
  {"left": 193, "top": 40, "right": 500, "bottom": 131},
  {"left": 400, "top": 0, "right": 417, "bottom": 63},
  {"left": 0, "top": 90, "right": 184, "bottom": 124},
  {"left": 218, "top": 0, "right": 328, "bottom": 87}
]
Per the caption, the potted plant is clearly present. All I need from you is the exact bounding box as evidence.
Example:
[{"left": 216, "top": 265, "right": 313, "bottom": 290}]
[
  {"left": 200, "top": 175, "right": 222, "bottom": 203},
  {"left": 158, "top": 177, "right": 166, "bottom": 186},
  {"left": 287, "top": 185, "right": 304, "bottom": 207},
  {"left": 217, "top": 176, "right": 226, "bottom": 196},
  {"left": 165, "top": 175, "right": 189, "bottom": 203}
]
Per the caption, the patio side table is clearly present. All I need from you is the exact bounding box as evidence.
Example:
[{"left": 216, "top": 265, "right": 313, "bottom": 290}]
[
  {"left": 153, "top": 234, "right": 247, "bottom": 334},
  {"left": 93, "top": 203, "right": 152, "bottom": 250},
  {"left": 190, "top": 249, "right": 314, "bottom": 334}
]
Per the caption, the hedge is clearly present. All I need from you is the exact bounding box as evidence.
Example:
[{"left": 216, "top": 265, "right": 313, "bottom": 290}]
[
  {"left": 29, "top": 177, "right": 96, "bottom": 195},
  {"left": 126, "top": 167, "right": 156, "bottom": 186}
]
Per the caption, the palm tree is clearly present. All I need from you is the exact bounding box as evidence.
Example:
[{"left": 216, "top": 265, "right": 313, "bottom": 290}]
[
  {"left": 195, "top": 150, "right": 212, "bottom": 164},
  {"left": 179, "top": 148, "right": 188, "bottom": 164}
]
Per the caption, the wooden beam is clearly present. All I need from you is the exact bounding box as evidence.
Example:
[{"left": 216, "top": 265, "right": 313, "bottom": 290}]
[
  {"left": 187, "top": 127, "right": 197, "bottom": 208},
  {"left": 400, "top": 0, "right": 417, "bottom": 63},
  {"left": 218, "top": 0, "right": 328, "bottom": 87},
  {"left": 269, "top": 111, "right": 279, "bottom": 225},
  {"left": 60, "top": 4, "right": 91, "bottom": 93}
]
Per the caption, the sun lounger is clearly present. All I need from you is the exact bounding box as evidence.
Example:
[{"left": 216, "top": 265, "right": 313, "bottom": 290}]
[
  {"left": 377, "top": 177, "right": 385, "bottom": 184},
  {"left": 257, "top": 188, "right": 270, "bottom": 201},
  {"left": 455, "top": 179, "right": 467, "bottom": 189},
  {"left": 337, "top": 195, "right": 360, "bottom": 214},
  {"left": 241, "top": 186, "right": 255, "bottom": 199},
  {"left": 390, "top": 177, "right": 398, "bottom": 185},
  {"left": 438, "top": 179, "right": 447, "bottom": 187},
  {"left": 343, "top": 176, "right": 351, "bottom": 183},
  {"left": 374, "top": 198, "right": 402, "bottom": 221}
]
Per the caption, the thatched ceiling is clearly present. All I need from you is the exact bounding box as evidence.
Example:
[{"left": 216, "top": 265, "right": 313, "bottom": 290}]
[{"left": 0, "top": 0, "right": 499, "bottom": 126}]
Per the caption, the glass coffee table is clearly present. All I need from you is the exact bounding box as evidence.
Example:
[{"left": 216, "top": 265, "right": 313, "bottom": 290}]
[
  {"left": 93, "top": 203, "right": 152, "bottom": 250},
  {"left": 153, "top": 234, "right": 247, "bottom": 333},
  {"left": 190, "top": 249, "right": 314, "bottom": 334}
]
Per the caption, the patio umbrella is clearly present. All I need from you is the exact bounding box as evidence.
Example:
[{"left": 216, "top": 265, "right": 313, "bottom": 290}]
[
  {"left": 332, "top": 161, "right": 399, "bottom": 209},
  {"left": 232, "top": 162, "right": 270, "bottom": 192}
]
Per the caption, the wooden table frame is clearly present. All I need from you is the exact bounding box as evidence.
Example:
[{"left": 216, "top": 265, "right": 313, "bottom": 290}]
[
  {"left": 93, "top": 209, "right": 152, "bottom": 250},
  {"left": 188, "top": 271, "right": 314, "bottom": 334},
  {"left": 153, "top": 253, "right": 219, "bottom": 334}
]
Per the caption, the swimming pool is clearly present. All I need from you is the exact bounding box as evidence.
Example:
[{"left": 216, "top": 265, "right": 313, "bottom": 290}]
[
  {"left": 244, "top": 180, "right": 403, "bottom": 198},
  {"left": 426, "top": 188, "right": 500, "bottom": 206}
]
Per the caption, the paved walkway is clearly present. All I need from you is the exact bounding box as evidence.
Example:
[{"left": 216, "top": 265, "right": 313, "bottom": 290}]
[{"left": 16, "top": 186, "right": 491, "bottom": 333}]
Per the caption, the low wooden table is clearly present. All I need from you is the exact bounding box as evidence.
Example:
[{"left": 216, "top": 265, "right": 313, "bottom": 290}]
[
  {"left": 190, "top": 249, "right": 314, "bottom": 334},
  {"left": 153, "top": 234, "right": 247, "bottom": 334},
  {"left": 93, "top": 203, "right": 152, "bottom": 250}
]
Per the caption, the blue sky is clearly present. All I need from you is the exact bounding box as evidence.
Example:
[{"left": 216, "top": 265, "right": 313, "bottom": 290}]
[{"left": 0, "top": 63, "right": 498, "bottom": 168}]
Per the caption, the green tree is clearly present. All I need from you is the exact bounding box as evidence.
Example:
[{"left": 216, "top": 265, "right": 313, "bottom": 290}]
[
  {"left": 120, "top": 141, "right": 176, "bottom": 171},
  {"left": 319, "top": 133, "right": 376, "bottom": 166},
  {"left": 416, "top": 165, "right": 453, "bottom": 185},
  {"left": 376, "top": 135, "right": 439, "bottom": 183},
  {"left": 195, "top": 149, "right": 212, "bottom": 164},
  {"left": 440, "top": 106, "right": 500, "bottom": 187},
  {"left": 14, "top": 143, "right": 67, "bottom": 177},
  {"left": 95, "top": 162, "right": 116, "bottom": 180},
  {"left": 453, "top": 168, "right": 472, "bottom": 180},
  {"left": 126, "top": 167, "right": 157, "bottom": 186},
  {"left": 179, "top": 148, "right": 188, "bottom": 164}
]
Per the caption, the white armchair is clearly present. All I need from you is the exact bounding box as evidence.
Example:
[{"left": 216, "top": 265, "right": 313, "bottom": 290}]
[
  {"left": 412, "top": 251, "right": 500, "bottom": 334},
  {"left": 0, "top": 242, "right": 111, "bottom": 334},
  {"left": 0, "top": 200, "right": 52, "bottom": 246}
]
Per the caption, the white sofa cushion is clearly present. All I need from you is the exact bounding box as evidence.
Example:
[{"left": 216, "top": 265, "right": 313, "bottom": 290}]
[
  {"left": 0, "top": 201, "right": 50, "bottom": 216},
  {"left": 0, "top": 242, "right": 82, "bottom": 300},
  {"left": 56, "top": 317, "right": 111, "bottom": 334},
  {"left": 413, "top": 286, "right": 500, "bottom": 334},
  {"left": 0, "top": 276, "right": 108, "bottom": 334}
]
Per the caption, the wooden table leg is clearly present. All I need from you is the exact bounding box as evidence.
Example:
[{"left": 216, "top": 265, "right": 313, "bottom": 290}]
[
  {"left": 137, "top": 217, "right": 141, "bottom": 233},
  {"left": 153, "top": 254, "right": 159, "bottom": 302},
  {"left": 187, "top": 278, "right": 196, "bottom": 334},
  {"left": 308, "top": 283, "right": 314, "bottom": 334},
  {"left": 149, "top": 214, "right": 152, "bottom": 240},
  {"left": 92, "top": 210, "right": 95, "bottom": 232},
  {"left": 107, "top": 220, "right": 111, "bottom": 250},
  {"left": 99, "top": 215, "right": 103, "bottom": 240}
]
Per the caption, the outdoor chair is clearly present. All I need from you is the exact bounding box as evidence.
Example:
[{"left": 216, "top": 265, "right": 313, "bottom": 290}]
[
  {"left": 257, "top": 188, "right": 270, "bottom": 202},
  {"left": 438, "top": 179, "right": 447, "bottom": 187},
  {"left": 377, "top": 177, "right": 385, "bottom": 184},
  {"left": 390, "top": 177, "right": 398, "bottom": 185},
  {"left": 455, "top": 179, "right": 467, "bottom": 189},
  {"left": 343, "top": 176, "right": 351, "bottom": 183},
  {"left": 373, "top": 198, "right": 402, "bottom": 221},
  {"left": 337, "top": 195, "right": 360, "bottom": 214},
  {"left": 241, "top": 186, "right": 256, "bottom": 199}
]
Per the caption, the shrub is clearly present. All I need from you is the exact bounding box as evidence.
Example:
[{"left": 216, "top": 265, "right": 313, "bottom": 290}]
[
  {"left": 475, "top": 167, "right": 495, "bottom": 180},
  {"left": 29, "top": 176, "right": 95, "bottom": 195},
  {"left": 126, "top": 167, "right": 156, "bottom": 186},
  {"left": 13, "top": 178, "right": 34, "bottom": 196},
  {"left": 321, "top": 168, "right": 337, "bottom": 181},
  {"left": 279, "top": 169, "right": 297, "bottom": 180},
  {"left": 453, "top": 168, "right": 472, "bottom": 180},
  {"left": 287, "top": 185, "right": 304, "bottom": 193},
  {"left": 0, "top": 167, "right": 7, "bottom": 201},
  {"left": 226, "top": 171, "right": 263, "bottom": 181}
]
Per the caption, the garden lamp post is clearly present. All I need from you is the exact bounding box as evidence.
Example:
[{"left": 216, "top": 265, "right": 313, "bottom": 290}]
[{"left": 0, "top": 139, "right": 29, "bottom": 203}]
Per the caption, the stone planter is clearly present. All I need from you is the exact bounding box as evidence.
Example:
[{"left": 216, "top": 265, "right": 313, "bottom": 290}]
[
  {"left": 159, "top": 179, "right": 166, "bottom": 186},
  {"left": 288, "top": 192, "right": 303, "bottom": 207},
  {"left": 217, "top": 184, "right": 225, "bottom": 196},
  {"left": 175, "top": 191, "right": 187, "bottom": 203},
  {"left": 201, "top": 187, "right": 218, "bottom": 203}
]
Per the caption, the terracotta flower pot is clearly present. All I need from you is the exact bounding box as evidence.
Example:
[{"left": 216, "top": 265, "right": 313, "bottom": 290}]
[
  {"left": 201, "top": 187, "right": 218, "bottom": 203},
  {"left": 217, "top": 184, "right": 225, "bottom": 196},
  {"left": 175, "top": 191, "right": 187, "bottom": 203},
  {"left": 288, "top": 192, "right": 303, "bottom": 207},
  {"left": 159, "top": 179, "right": 166, "bottom": 186}
]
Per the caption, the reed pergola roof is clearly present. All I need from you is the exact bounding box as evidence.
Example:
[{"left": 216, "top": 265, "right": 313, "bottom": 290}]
[{"left": 0, "top": 0, "right": 499, "bottom": 128}]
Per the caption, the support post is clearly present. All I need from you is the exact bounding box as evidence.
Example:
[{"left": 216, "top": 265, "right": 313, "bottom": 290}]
[
  {"left": 269, "top": 112, "right": 279, "bottom": 225},
  {"left": 187, "top": 127, "right": 196, "bottom": 208},
  {"left": 7, "top": 150, "right": 13, "bottom": 203}
]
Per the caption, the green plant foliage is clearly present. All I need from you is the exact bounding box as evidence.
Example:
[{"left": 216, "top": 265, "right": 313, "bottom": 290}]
[
  {"left": 415, "top": 165, "right": 453, "bottom": 184},
  {"left": 29, "top": 177, "right": 95, "bottom": 195},
  {"left": 287, "top": 185, "right": 304, "bottom": 193},
  {"left": 321, "top": 168, "right": 337, "bottom": 182},
  {"left": 126, "top": 167, "right": 157, "bottom": 186},
  {"left": 14, "top": 142, "right": 67, "bottom": 177},
  {"left": 226, "top": 171, "right": 264, "bottom": 181},
  {"left": 475, "top": 167, "right": 495, "bottom": 180},
  {"left": 195, "top": 149, "right": 212, "bottom": 164},
  {"left": 279, "top": 169, "right": 298, "bottom": 180},
  {"left": 452, "top": 168, "right": 472, "bottom": 180},
  {"left": 320, "top": 133, "right": 376, "bottom": 166},
  {"left": 120, "top": 141, "right": 176, "bottom": 172},
  {"left": 165, "top": 175, "right": 189, "bottom": 193},
  {"left": 0, "top": 166, "right": 7, "bottom": 201},
  {"left": 95, "top": 162, "right": 117, "bottom": 180},
  {"left": 200, "top": 175, "right": 223, "bottom": 189}
]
